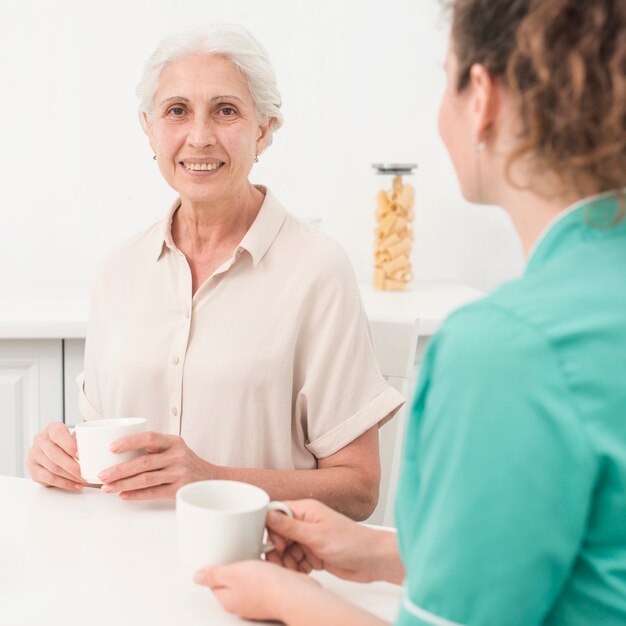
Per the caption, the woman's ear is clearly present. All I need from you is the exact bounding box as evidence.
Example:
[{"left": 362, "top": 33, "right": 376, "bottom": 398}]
[
  {"left": 255, "top": 118, "right": 273, "bottom": 155},
  {"left": 468, "top": 63, "right": 498, "bottom": 145},
  {"left": 143, "top": 112, "right": 156, "bottom": 152}
]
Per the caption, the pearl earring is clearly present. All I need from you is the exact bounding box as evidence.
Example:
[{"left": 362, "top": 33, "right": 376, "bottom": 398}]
[{"left": 254, "top": 155, "right": 259, "bottom": 163}]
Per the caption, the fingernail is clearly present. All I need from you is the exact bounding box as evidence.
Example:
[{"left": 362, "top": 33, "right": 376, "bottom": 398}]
[
  {"left": 109, "top": 443, "right": 120, "bottom": 452},
  {"left": 101, "top": 484, "right": 114, "bottom": 493},
  {"left": 193, "top": 570, "right": 205, "bottom": 584}
]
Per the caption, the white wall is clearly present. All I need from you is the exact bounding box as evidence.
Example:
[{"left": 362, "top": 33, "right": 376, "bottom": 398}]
[{"left": 0, "top": 0, "right": 523, "bottom": 296}]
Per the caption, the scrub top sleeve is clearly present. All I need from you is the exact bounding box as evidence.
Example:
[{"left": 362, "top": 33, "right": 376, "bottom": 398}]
[
  {"left": 395, "top": 305, "right": 596, "bottom": 626},
  {"left": 299, "top": 243, "right": 405, "bottom": 459}
]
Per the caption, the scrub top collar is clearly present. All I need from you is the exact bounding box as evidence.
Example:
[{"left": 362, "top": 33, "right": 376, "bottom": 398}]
[{"left": 526, "top": 189, "right": 626, "bottom": 274}]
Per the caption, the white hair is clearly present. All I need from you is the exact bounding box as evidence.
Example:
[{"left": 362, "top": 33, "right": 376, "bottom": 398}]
[{"left": 136, "top": 23, "right": 283, "bottom": 148}]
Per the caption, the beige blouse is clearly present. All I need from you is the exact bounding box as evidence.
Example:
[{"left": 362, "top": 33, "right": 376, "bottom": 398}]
[{"left": 78, "top": 187, "right": 404, "bottom": 470}]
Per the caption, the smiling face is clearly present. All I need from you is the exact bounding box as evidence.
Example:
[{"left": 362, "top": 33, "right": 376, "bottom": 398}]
[{"left": 145, "top": 53, "right": 270, "bottom": 206}]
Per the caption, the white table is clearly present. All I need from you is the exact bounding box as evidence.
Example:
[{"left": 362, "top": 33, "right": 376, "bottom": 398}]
[{"left": 0, "top": 476, "right": 401, "bottom": 626}]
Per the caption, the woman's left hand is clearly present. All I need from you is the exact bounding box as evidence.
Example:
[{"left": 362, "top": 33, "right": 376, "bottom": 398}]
[
  {"left": 194, "top": 560, "right": 320, "bottom": 623},
  {"left": 97, "top": 432, "right": 212, "bottom": 499}
]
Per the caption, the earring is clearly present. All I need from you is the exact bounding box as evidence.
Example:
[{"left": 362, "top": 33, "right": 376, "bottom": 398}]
[
  {"left": 474, "top": 140, "right": 485, "bottom": 204},
  {"left": 153, "top": 155, "right": 157, "bottom": 161},
  {"left": 254, "top": 155, "right": 259, "bottom": 163}
]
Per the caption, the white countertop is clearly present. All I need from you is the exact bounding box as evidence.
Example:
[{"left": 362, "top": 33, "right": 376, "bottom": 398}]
[
  {"left": 0, "top": 476, "right": 401, "bottom": 626},
  {"left": 0, "top": 282, "right": 483, "bottom": 339},
  {"left": 0, "top": 290, "right": 89, "bottom": 339},
  {"left": 358, "top": 282, "right": 482, "bottom": 333}
]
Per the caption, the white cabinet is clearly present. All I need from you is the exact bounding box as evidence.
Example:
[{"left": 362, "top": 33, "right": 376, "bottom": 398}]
[{"left": 0, "top": 340, "right": 63, "bottom": 477}]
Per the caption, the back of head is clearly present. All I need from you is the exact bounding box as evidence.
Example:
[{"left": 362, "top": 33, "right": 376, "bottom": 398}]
[
  {"left": 447, "top": 0, "right": 626, "bottom": 197},
  {"left": 136, "top": 23, "right": 283, "bottom": 148}
]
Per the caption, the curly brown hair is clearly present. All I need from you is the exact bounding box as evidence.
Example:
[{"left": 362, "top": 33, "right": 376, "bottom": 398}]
[{"left": 447, "top": 0, "right": 626, "bottom": 198}]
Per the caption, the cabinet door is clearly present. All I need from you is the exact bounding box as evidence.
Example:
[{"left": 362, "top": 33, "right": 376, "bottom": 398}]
[
  {"left": 63, "top": 339, "right": 86, "bottom": 427},
  {"left": 0, "top": 340, "right": 63, "bottom": 478}
]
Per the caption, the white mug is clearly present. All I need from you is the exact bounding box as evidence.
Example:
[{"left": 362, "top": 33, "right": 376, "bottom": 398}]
[
  {"left": 74, "top": 417, "right": 147, "bottom": 484},
  {"left": 176, "top": 480, "right": 292, "bottom": 569}
]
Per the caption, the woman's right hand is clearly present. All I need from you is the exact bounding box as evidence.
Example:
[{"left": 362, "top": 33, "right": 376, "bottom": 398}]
[
  {"left": 26, "top": 422, "right": 86, "bottom": 491},
  {"left": 266, "top": 499, "right": 404, "bottom": 584}
]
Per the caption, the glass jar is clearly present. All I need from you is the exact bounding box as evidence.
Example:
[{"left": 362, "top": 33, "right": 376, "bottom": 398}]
[{"left": 372, "top": 163, "right": 417, "bottom": 291}]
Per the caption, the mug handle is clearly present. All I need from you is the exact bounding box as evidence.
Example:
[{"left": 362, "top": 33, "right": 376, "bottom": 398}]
[{"left": 261, "top": 501, "right": 293, "bottom": 554}]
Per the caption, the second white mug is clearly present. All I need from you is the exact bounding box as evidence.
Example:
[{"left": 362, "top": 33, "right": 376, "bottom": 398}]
[{"left": 176, "top": 480, "right": 292, "bottom": 569}]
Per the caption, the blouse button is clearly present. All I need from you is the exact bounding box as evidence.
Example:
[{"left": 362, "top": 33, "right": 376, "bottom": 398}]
[
  {"left": 171, "top": 407, "right": 178, "bottom": 416},
  {"left": 171, "top": 356, "right": 179, "bottom": 365}
]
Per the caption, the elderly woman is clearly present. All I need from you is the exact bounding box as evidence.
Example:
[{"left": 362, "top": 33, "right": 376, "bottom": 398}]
[
  {"left": 192, "top": 1, "right": 626, "bottom": 624},
  {"left": 26, "top": 24, "right": 403, "bottom": 520}
]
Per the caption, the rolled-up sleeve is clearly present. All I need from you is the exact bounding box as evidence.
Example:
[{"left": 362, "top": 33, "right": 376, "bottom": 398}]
[{"left": 296, "top": 244, "right": 405, "bottom": 459}]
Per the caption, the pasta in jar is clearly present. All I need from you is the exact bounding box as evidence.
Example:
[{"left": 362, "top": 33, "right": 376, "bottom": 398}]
[{"left": 372, "top": 164, "right": 416, "bottom": 291}]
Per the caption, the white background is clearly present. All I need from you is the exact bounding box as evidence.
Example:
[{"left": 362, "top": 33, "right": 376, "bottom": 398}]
[{"left": 0, "top": 0, "right": 524, "bottom": 295}]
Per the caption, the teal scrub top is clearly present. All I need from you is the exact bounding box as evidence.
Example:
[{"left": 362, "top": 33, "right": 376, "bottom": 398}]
[{"left": 394, "top": 193, "right": 626, "bottom": 626}]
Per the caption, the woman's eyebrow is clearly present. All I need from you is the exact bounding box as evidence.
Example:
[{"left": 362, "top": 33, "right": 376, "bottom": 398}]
[
  {"left": 210, "top": 95, "right": 245, "bottom": 104},
  {"left": 158, "top": 96, "right": 190, "bottom": 107}
]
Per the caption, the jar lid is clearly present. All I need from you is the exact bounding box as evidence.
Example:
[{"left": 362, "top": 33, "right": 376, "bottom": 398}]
[{"left": 372, "top": 163, "right": 417, "bottom": 175}]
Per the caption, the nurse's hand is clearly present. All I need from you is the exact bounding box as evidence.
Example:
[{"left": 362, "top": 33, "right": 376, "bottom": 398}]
[
  {"left": 97, "top": 432, "right": 212, "bottom": 500},
  {"left": 265, "top": 499, "right": 405, "bottom": 584},
  {"left": 194, "top": 560, "right": 389, "bottom": 625},
  {"left": 27, "top": 422, "right": 87, "bottom": 491},
  {"left": 194, "top": 560, "right": 320, "bottom": 623}
]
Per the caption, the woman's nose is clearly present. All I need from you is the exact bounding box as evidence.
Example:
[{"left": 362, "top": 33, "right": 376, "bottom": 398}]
[{"left": 187, "top": 116, "right": 216, "bottom": 149}]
